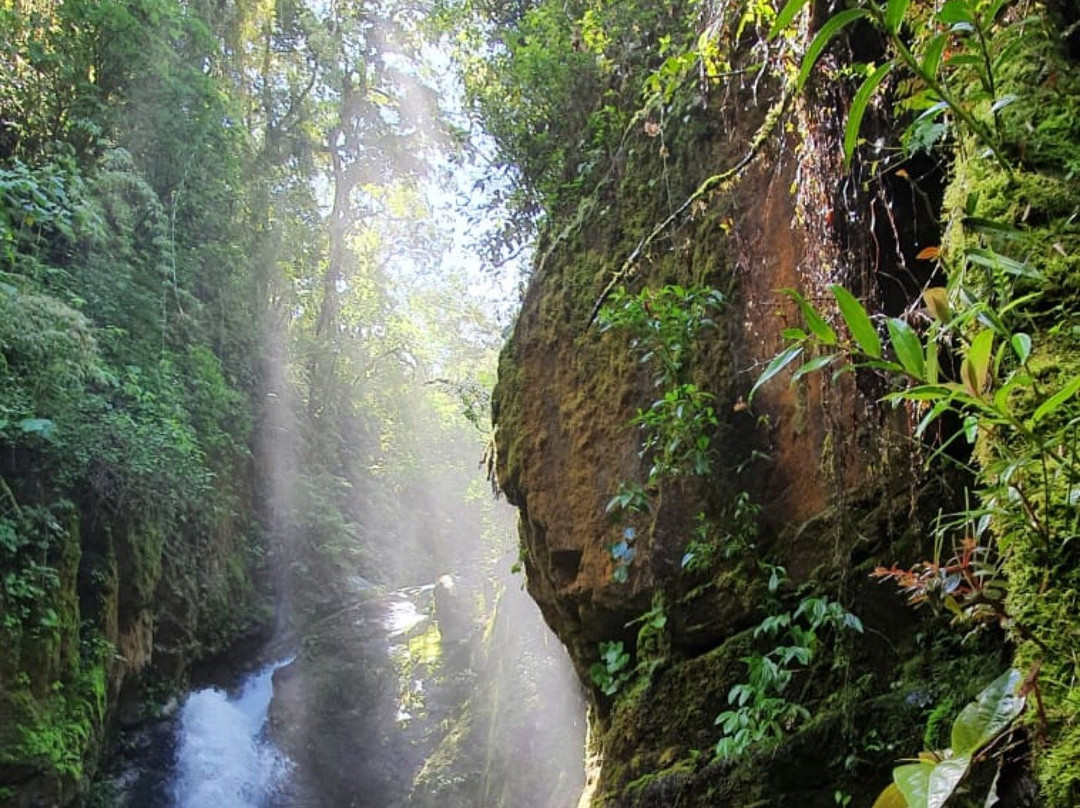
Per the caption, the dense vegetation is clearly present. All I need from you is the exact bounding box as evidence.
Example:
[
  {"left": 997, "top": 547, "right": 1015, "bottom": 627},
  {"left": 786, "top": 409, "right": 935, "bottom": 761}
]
[
  {"left": 4, "top": 0, "right": 1080, "bottom": 805},
  {"left": 477, "top": 0, "right": 1080, "bottom": 805},
  {"left": 0, "top": 0, "right": 516, "bottom": 803}
]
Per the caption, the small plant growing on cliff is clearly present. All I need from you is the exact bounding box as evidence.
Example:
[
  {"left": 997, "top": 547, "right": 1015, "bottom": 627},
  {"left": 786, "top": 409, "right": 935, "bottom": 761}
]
[
  {"left": 716, "top": 585, "right": 862, "bottom": 759},
  {"left": 599, "top": 284, "right": 725, "bottom": 582},
  {"left": 590, "top": 640, "right": 633, "bottom": 695},
  {"left": 871, "top": 532, "right": 1008, "bottom": 631},
  {"left": 598, "top": 285, "right": 724, "bottom": 388},
  {"left": 872, "top": 668, "right": 1026, "bottom": 808},
  {"left": 599, "top": 284, "right": 724, "bottom": 485},
  {"left": 610, "top": 527, "right": 637, "bottom": 584}
]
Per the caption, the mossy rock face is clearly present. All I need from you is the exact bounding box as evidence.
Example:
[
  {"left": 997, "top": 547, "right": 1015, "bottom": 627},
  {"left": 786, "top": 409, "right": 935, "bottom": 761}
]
[
  {"left": 490, "top": 7, "right": 1039, "bottom": 808},
  {"left": 936, "top": 14, "right": 1080, "bottom": 807}
]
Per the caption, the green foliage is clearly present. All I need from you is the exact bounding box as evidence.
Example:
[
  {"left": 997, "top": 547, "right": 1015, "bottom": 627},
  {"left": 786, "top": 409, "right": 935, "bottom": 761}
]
[
  {"left": 590, "top": 640, "right": 633, "bottom": 696},
  {"left": 772, "top": 0, "right": 1026, "bottom": 169},
  {"left": 0, "top": 501, "right": 69, "bottom": 645},
  {"left": 873, "top": 669, "right": 1025, "bottom": 808},
  {"left": 681, "top": 493, "right": 760, "bottom": 573},
  {"left": 0, "top": 1, "right": 275, "bottom": 795},
  {"left": 628, "top": 595, "right": 669, "bottom": 671},
  {"left": 599, "top": 285, "right": 725, "bottom": 388},
  {"left": 632, "top": 383, "right": 718, "bottom": 482},
  {"left": 765, "top": 257, "right": 1080, "bottom": 633},
  {"left": 444, "top": 0, "right": 710, "bottom": 259},
  {"left": 598, "top": 284, "right": 724, "bottom": 580},
  {"left": 715, "top": 586, "right": 863, "bottom": 759},
  {"left": 755, "top": 13, "right": 1080, "bottom": 800},
  {"left": 609, "top": 526, "right": 637, "bottom": 584}
]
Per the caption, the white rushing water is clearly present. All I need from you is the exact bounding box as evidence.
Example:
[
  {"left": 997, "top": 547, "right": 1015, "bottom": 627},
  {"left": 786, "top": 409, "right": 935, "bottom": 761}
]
[{"left": 171, "top": 660, "right": 293, "bottom": 808}]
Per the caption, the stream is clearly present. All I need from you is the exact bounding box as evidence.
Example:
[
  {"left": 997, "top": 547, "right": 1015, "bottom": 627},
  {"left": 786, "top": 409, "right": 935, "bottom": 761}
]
[
  {"left": 169, "top": 659, "right": 294, "bottom": 808},
  {"left": 102, "top": 579, "right": 584, "bottom": 808},
  {"left": 112, "top": 658, "right": 297, "bottom": 808}
]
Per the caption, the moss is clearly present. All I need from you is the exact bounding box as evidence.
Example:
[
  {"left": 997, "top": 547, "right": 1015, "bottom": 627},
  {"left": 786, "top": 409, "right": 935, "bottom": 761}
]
[
  {"left": 0, "top": 652, "right": 107, "bottom": 782},
  {"left": 937, "top": 16, "right": 1080, "bottom": 807}
]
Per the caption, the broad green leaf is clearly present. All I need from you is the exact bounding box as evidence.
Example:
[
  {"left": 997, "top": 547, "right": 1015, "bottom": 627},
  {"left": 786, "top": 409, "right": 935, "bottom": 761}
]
[
  {"left": 883, "top": 384, "right": 951, "bottom": 402},
  {"left": 831, "top": 285, "right": 881, "bottom": 358},
  {"left": 967, "top": 330, "right": 995, "bottom": 395},
  {"left": 845, "top": 62, "right": 894, "bottom": 167},
  {"left": 783, "top": 288, "right": 837, "bottom": 345},
  {"left": 1031, "top": 374, "right": 1080, "bottom": 424},
  {"left": 769, "top": 0, "right": 812, "bottom": 38},
  {"left": 887, "top": 318, "right": 924, "bottom": 379},
  {"left": 885, "top": 0, "right": 911, "bottom": 33},
  {"left": 791, "top": 353, "right": 837, "bottom": 383},
  {"left": 871, "top": 783, "right": 907, "bottom": 808},
  {"left": 921, "top": 33, "right": 947, "bottom": 77},
  {"left": 749, "top": 345, "right": 804, "bottom": 403},
  {"left": 894, "top": 755, "right": 970, "bottom": 808},
  {"left": 797, "top": 9, "right": 871, "bottom": 89},
  {"left": 951, "top": 668, "right": 1025, "bottom": 756},
  {"left": 1010, "top": 333, "right": 1031, "bottom": 364},
  {"left": 938, "top": 0, "right": 974, "bottom": 24}
]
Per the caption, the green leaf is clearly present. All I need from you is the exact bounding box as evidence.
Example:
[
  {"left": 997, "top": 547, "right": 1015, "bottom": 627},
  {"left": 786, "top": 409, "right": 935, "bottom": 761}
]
[
  {"left": 797, "top": 9, "right": 872, "bottom": 89},
  {"left": 961, "top": 217, "right": 1027, "bottom": 241},
  {"left": 887, "top": 318, "right": 925, "bottom": 378},
  {"left": 749, "top": 345, "right": 803, "bottom": 403},
  {"left": 915, "top": 398, "right": 952, "bottom": 438},
  {"left": 1031, "top": 374, "right": 1080, "bottom": 425},
  {"left": 951, "top": 669, "right": 1025, "bottom": 756},
  {"left": 925, "top": 339, "right": 940, "bottom": 384},
  {"left": 845, "top": 62, "right": 893, "bottom": 167},
  {"left": 783, "top": 288, "right": 837, "bottom": 345},
  {"left": 1011, "top": 333, "right": 1031, "bottom": 364},
  {"left": 963, "top": 414, "right": 978, "bottom": 443},
  {"left": 883, "top": 384, "right": 951, "bottom": 403},
  {"left": 921, "top": 33, "right": 947, "bottom": 77},
  {"left": 769, "top": 0, "right": 812, "bottom": 38},
  {"left": 966, "top": 247, "right": 1043, "bottom": 279},
  {"left": 966, "top": 330, "right": 995, "bottom": 395},
  {"left": 938, "top": 0, "right": 974, "bottom": 24},
  {"left": 991, "top": 93, "right": 1018, "bottom": 114},
  {"left": 922, "top": 287, "right": 950, "bottom": 323},
  {"left": 791, "top": 353, "right": 838, "bottom": 383},
  {"left": 894, "top": 756, "right": 970, "bottom": 808},
  {"left": 884, "top": 0, "right": 911, "bottom": 33},
  {"left": 830, "top": 285, "right": 881, "bottom": 358}
]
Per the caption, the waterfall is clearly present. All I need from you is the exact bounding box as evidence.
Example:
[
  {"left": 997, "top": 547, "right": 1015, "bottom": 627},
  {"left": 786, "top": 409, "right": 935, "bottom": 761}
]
[{"left": 170, "top": 660, "right": 293, "bottom": 808}]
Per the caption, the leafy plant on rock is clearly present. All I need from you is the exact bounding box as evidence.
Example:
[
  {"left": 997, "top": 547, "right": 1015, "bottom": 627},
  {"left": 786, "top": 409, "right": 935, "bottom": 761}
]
[
  {"left": 589, "top": 640, "right": 633, "bottom": 696},
  {"left": 872, "top": 668, "right": 1026, "bottom": 808},
  {"left": 716, "top": 582, "right": 863, "bottom": 759},
  {"left": 770, "top": 0, "right": 1026, "bottom": 170},
  {"left": 598, "top": 284, "right": 724, "bottom": 581}
]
